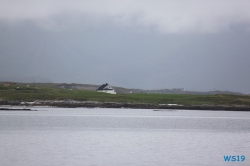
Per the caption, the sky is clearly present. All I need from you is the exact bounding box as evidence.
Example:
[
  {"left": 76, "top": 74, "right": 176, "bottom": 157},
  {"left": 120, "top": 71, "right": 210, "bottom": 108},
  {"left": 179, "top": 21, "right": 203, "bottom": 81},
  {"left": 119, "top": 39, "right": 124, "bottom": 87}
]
[{"left": 0, "top": 0, "right": 250, "bottom": 93}]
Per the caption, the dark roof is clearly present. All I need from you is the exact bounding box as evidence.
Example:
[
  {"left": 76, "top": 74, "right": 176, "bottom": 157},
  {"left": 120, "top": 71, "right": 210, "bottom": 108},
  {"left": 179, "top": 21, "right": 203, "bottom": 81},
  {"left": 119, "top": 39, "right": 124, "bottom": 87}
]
[
  {"left": 97, "top": 83, "right": 114, "bottom": 90},
  {"left": 97, "top": 83, "right": 108, "bottom": 90}
]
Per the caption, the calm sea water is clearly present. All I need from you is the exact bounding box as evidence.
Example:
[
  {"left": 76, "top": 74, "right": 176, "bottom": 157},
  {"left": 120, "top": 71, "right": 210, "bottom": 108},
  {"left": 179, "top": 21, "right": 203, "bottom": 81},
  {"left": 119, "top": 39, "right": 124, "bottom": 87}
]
[{"left": 0, "top": 107, "right": 250, "bottom": 166}]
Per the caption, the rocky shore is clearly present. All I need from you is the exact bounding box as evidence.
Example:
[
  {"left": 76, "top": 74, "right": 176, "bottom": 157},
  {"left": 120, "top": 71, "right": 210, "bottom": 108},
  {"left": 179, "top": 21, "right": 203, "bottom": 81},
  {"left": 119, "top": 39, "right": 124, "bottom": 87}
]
[
  {"left": 0, "top": 108, "right": 34, "bottom": 111},
  {"left": 0, "top": 100, "right": 250, "bottom": 111}
]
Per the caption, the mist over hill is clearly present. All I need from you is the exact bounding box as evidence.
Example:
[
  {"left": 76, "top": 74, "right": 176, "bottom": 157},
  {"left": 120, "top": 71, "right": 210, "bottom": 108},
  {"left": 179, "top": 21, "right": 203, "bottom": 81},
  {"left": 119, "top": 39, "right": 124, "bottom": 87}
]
[{"left": 0, "top": 75, "right": 52, "bottom": 83}]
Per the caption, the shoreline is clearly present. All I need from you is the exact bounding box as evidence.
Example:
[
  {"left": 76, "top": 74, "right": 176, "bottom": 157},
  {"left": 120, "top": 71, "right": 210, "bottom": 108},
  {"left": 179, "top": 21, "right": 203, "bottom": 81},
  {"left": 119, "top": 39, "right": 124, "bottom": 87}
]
[
  {"left": 1, "top": 100, "right": 250, "bottom": 111},
  {"left": 0, "top": 108, "right": 35, "bottom": 111}
]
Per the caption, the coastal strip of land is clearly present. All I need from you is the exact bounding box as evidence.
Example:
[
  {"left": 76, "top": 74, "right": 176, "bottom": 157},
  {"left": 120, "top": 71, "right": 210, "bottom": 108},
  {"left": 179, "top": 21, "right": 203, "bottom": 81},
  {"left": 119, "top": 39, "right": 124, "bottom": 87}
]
[{"left": 0, "top": 83, "right": 250, "bottom": 111}]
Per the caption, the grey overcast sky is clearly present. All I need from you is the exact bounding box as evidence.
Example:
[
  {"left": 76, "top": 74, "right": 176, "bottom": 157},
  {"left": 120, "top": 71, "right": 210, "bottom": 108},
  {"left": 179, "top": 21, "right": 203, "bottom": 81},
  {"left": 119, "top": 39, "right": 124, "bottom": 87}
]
[{"left": 0, "top": 0, "right": 250, "bottom": 93}]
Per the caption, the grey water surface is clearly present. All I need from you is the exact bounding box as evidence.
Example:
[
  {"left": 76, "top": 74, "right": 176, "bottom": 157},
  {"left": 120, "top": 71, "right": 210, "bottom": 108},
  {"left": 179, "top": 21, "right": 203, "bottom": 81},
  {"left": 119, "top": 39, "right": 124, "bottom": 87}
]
[{"left": 0, "top": 107, "right": 250, "bottom": 166}]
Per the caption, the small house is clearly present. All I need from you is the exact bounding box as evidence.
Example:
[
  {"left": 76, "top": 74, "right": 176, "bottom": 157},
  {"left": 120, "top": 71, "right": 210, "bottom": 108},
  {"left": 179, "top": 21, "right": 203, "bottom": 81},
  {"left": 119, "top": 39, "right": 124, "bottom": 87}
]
[{"left": 97, "top": 83, "right": 116, "bottom": 94}]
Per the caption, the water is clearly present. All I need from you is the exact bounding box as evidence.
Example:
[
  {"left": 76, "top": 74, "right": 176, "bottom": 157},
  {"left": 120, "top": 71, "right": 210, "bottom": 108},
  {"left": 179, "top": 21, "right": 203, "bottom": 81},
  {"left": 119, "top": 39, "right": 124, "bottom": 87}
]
[{"left": 0, "top": 107, "right": 250, "bottom": 166}]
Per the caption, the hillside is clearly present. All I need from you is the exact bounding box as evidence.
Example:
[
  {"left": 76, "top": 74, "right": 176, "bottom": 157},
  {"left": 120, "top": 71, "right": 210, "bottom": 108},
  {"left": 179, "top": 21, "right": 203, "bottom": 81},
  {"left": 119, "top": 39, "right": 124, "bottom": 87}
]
[{"left": 57, "top": 83, "right": 243, "bottom": 95}]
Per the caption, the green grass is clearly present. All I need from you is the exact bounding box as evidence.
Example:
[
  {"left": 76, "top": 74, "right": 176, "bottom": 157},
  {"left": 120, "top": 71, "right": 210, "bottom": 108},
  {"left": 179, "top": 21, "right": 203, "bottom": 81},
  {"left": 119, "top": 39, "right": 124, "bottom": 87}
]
[{"left": 0, "top": 83, "right": 250, "bottom": 106}]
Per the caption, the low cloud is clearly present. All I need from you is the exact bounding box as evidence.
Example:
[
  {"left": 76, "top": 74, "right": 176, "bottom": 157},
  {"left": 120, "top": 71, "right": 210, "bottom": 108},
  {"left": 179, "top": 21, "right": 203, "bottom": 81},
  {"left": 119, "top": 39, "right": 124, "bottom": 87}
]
[{"left": 1, "top": 0, "right": 250, "bottom": 33}]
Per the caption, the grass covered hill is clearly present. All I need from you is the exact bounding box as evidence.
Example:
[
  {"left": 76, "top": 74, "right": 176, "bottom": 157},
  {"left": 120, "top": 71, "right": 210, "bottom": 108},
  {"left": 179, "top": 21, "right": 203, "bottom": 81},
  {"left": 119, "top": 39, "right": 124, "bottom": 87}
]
[{"left": 0, "top": 82, "right": 250, "bottom": 106}]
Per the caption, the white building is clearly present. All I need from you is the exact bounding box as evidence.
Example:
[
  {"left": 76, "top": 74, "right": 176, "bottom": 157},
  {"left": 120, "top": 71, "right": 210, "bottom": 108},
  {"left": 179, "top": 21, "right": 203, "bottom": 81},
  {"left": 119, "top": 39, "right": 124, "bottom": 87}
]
[{"left": 97, "top": 83, "right": 116, "bottom": 94}]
